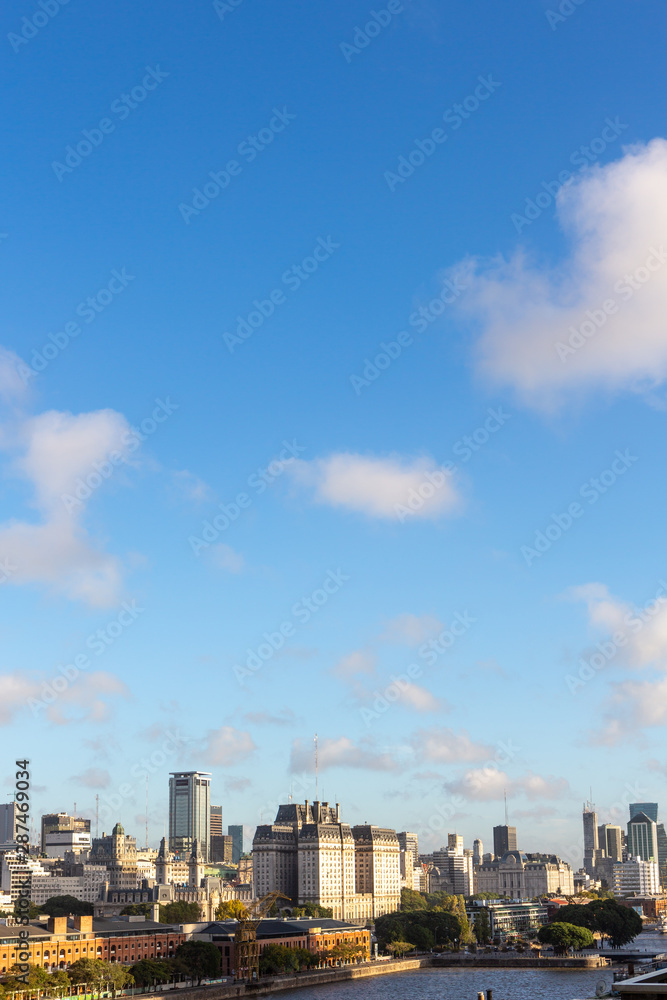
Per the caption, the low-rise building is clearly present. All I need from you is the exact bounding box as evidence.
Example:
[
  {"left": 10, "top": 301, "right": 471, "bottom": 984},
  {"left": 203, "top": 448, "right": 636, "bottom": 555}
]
[
  {"left": 0, "top": 915, "right": 184, "bottom": 974},
  {"left": 466, "top": 900, "right": 549, "bottom": 940},
  {"left": 474, "top": 851, "right": 574, "bottom": 899}
]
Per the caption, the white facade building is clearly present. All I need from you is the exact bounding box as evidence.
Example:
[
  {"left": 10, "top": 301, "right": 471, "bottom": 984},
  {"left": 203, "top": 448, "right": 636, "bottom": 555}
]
[
  {"left": 30, "top": 868, "right": 108, "bottom": 905},
  {"left": 612, "top": 856, "right": 660, "bottom": 895}
]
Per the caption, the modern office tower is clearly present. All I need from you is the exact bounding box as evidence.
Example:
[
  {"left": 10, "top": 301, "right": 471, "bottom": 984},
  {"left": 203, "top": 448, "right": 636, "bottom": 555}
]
[
  {"left": 397, "top": 831, "right": 419, "bottom": 866},
  {"left": 432, "top": 844, "right": 473, "bottom": 895},
  {"left": 448, "top": 833, "right": 464, "bottom": 855},
  {"left": 630, "top": 803, "right": 659, "bottom": 823},
  {"left": 211, "top": 834, "right": 233, "bottom": 863},
  {"left": 229, "top": 825, "right": 244, "bottom": 863},
  {"left": 628, "top": 811, "right": 659, "bottom": 862},
  {"left": 169, "top": 772, "right": 212, "bottom": 862},
  {"left": 0, "top": 804, "right": 18, "bottom": 845},
  {"left": 582, "top": 803, "right": 599, "bottom": 872},
  {"left": 657, "top": 823, "right": 667, "bottom": 886},
  {"left": 598, "top": 824, "right": 623, "bottom": 862},
  {"left": 473, "top": 839, "right": 484, "bottom": 866},
  {"left": 210, "top": 805, "right": 223, "bottom": 838},
  {"left": 40, "top": 813, "right": 91, "bottom": 857},
  {"left": 493, "top": 825, "right": 517, "bottom": 857}
]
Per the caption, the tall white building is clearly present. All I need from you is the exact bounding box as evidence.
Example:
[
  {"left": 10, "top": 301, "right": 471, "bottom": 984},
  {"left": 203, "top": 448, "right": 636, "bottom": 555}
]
[
  {"left": 1, "top": 852, "right": 48, "bottom": 901},
  {"left": 253, "top": 801, "right": 400, "bottom": 920},
  {"left": 628, "top": 812, "right": 659, "bottom": 863},
  {"left": 30, "top": 868, "right": 108, "bottom": 905},
  {"left": 169, "top": 771, "right": 211, "bottom": 862},
  {"left": 612, "top": 856, "right": 660, "bottom": 895}
]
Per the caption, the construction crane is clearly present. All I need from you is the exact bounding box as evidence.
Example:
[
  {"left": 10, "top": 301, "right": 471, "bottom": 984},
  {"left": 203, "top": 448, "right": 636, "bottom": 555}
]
[{"left": 234, "top": 892, "right": 291, "bottom": 982}]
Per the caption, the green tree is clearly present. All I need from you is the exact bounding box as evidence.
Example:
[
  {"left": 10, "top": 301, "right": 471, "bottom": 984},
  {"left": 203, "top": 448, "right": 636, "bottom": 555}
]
[
  {"left": 552, "top": 898, "right": 642, "bottom": 948},
  {"left": 258, "top": 944, "right": 295, "bottom": 975},
  {"left": 173, "top": 941, "right": 221, "bottom": 985},
  {"left": 215, "top": 899, "right": 248, "bottom": 920},
  {"left": 456, "top": 895, "right": 474, "bottom": 945},
  {"left": 12, "top": 899, "right": 41, "bottom": 920},
  {"left": 473, "top": 908, "right": 492, "bottom": 945},
  {"left": 68, "top": 958, "right": 133, "bottom": 990},
  {"left": 386, "top": 940, "right": 415, "bottom": 957},
  {"left": 42, "top": 895, "right": 94, "bottom": 917},
  {"left": 121, "top": 903, "right": 151, "bottom": 917},
  {"left": 376, "top": 909, "right": 461, "bottom": 952},
  {"left": 129, "top": 958, "right": 174, "bottom": 986},
  {"left": 538, "top": 922, "right": 595, "bottom": 953},
  {"left": 159, "top": 900, "right": 202, "bottom": 923},
  {"left": 471, "top": 892, "right": 501, "bottom": 900},
  {"left": 291, "top": 903, "right": 333, "bottom": 918},
  {"left": 400, "top": 889, "right": 428, "bottom": 911}
]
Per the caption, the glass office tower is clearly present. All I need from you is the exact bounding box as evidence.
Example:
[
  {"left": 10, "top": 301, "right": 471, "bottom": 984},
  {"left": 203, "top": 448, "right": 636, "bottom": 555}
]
[{"left": 169, "top": 771, "right": 212, "bottom": 861}]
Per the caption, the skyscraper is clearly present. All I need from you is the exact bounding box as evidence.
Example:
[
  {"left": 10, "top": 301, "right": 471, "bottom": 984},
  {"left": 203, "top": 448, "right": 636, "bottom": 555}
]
[
  {"left": 628, "top": 811, "right": 659, "bottom": 862},
  {"left": 168, "top": 771, "right": 211, "bottom": 862},
  {"left": 0, "top": 804, "right": 18, "bottom": 845},
  {"left": 493, "top": 825, "right": 517, "bottom": 857},
  {"left": 630, "top": 802, "right": 659, "bottom": 823},
  {"left": 228, "top": 824, "right": 244, "bottom": 863},
  {"left": 583, "top": 803, "right": 599, "bottom": 872},
  {"left": 397, "top": 831, "right": 418, "bottom": 866},
  {"left": 473, "top": 838, "right": 483, "bottom": 865},
  {"left": 210, "top": 805, "right": 223, "bottom": 837},
  {"left": 448, "top": 833, "right": 463, "bottom": 855},
  {"left": 598, "top": 824, "right": 623, "bottom": 862}
]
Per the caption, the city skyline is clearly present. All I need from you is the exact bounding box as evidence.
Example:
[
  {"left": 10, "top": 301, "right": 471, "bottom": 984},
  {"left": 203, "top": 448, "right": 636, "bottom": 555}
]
[{"left": 2, "top": 0, "right": 667, "bottom": 863}]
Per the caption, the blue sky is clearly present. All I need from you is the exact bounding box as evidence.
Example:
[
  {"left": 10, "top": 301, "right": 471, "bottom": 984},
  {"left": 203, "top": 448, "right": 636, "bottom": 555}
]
[{"left": 2, "top": 0, "right": 667, "bottom": 864}]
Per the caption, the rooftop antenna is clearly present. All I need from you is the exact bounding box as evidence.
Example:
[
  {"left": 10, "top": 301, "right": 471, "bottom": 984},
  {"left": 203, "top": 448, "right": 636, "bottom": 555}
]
[{"left": 314, "top": 733, "right": 319, "bottom": 800}]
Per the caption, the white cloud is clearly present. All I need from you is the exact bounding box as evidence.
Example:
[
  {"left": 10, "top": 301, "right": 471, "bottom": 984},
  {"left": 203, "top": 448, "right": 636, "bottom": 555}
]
[
  {"left": 171, "top": 469, "right": 213, "bottom": 504},
  {"left": 0, "top": 348, "right": 30, "bottom": 405},
  {"left": 594, "top": 677, "right": 667, "bottom": 745},
  {"left": 445, "top": 768, "right": 569, "bottom": 802},
  {"left": 0, "top": 671, "right": 128, "bottom": 725},
  {"left": 412, "top": 727, "right": 494, "bottom": 763},
  {"left": 381, "top": 613, "right": 444, "bottom": 645},
  {"left": 0, "top": 397, "right": 139, "bottom": 606},
  {"left": 202, "top": 726, "right": 256, "bottom": 765},
  {"left": 209, "top": 543, "right": 245, "bottom": 574},
  {"left": 457, "top": 139, "right": 667, "bottom": 407},
  {"left": 243, "top": 709, "right": 296, "bottom": 727},
  {"left": 290, "top": 736, "right": 397, "bottom": 772},
  {"left": 569, "top": 581, "right": 667, "bottom": 669},
  {"left": 286, "top": 452, "right": 460, "bottom": 520},
  {"left": 333, "top": 650, "right": 377, "bottom": 678},
  {"left": 397, "top": 682, "right": 441, "bottom": 713}
]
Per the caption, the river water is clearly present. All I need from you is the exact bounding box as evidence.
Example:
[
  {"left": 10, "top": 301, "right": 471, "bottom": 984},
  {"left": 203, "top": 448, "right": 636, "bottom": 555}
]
[{"left": 276, "top": 967, "right": 614, "bottom": 1000}]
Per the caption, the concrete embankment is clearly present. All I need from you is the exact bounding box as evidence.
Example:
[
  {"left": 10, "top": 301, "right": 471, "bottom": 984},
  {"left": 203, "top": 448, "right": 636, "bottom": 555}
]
[{"left": 150, "top": 954, "right": 607, "bottom": 999}]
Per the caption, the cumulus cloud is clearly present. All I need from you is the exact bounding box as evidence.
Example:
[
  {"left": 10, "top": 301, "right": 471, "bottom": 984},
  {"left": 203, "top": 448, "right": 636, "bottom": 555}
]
[
  {"left": 0, "top": 671, "right": 129, "bottom": 725},
  {"left": 333, "top": 650, "right": 377, "bottom": 678},
  {"left": 290, "top": 736, "right": 397, "bottom": 772},
  {"left": 569, "top": 581, "right": 667, "bottom": 669},
  {"left": 201, "top": 726, "right": 256, "bottom": 765},
  {"left": 412, "top": 727, "right": 495, "bottom": 763},
  {"left": 209, "top": 543, "right": 245, "bottom": 574},
  {"left": 380, "top": 613, "right": 444, "bottom": 645},
  {"left": 457, "top": 139, "right": 667, "bottom": 407},
  {"left": 445, "top": 768, "right": 568, "bottom": 802},
  {"left": 286, "top": 452, "right": 460, "bottom": 520},
  {"left": 0, "top": 398, "right": 137, "bottom": 606},
  {"left": 594, "top": 677, "right": 667, "bottom": 745},
  {"left": 397, "top": 682, "right": 442, "bottom": 712}
]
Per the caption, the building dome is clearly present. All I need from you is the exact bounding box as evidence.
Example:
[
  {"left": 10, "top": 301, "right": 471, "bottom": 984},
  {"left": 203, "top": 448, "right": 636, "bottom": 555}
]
[
  {"left": 500, "top": 850, "right": 527, "bottom": 865},
  {"left": 112, "top": 822, "right": 125, "bottom": 836}
]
